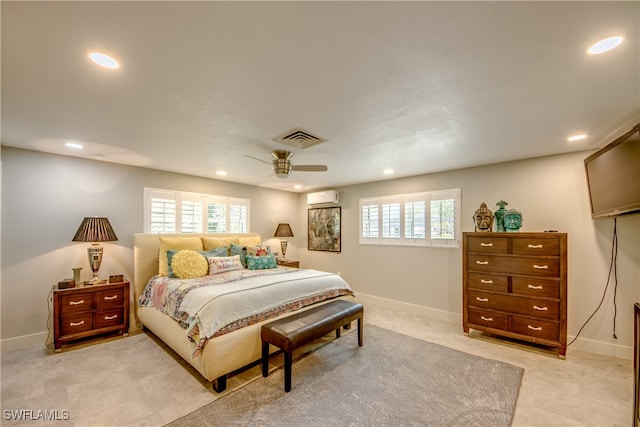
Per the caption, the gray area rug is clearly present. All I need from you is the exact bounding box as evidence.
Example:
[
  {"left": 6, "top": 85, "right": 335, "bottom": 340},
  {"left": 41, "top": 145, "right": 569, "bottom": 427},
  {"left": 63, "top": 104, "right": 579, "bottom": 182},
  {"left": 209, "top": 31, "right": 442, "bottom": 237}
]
[{"left": 167, "top": 325, "right": 523, "bottom": 426}]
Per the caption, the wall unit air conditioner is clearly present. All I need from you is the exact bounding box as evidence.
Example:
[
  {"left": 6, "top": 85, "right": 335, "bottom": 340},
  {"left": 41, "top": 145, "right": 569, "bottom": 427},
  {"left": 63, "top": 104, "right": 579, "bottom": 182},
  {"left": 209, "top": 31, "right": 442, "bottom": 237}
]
[{"left": 307, "top": 190, "right": 339, "bottom": 205}]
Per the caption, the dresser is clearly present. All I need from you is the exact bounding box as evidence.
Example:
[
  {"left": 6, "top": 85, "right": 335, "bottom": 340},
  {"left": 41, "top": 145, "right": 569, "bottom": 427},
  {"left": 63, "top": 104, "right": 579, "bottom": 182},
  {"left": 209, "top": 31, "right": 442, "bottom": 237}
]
[
  {"left": 53, "top": 280, "right": 130, "bottom": 351},
  {"left": 462, "top": 232, "right": 567, "bottom": 357}
]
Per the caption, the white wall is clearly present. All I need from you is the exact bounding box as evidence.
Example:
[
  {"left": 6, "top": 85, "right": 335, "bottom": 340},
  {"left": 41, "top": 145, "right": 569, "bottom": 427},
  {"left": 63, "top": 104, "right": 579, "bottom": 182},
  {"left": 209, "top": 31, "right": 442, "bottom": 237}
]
[{"left": 297, "top": 151, "right": 640, "bottom": 358}]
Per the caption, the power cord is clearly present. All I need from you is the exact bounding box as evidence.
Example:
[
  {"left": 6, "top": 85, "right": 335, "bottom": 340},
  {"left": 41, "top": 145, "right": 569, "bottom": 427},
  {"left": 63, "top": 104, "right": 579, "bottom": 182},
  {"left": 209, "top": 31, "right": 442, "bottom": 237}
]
[
  {"left": 568, "top": 217, "right": 618, "bottom": 346},
  {"left": 46, "top": 286, "right": 55, "bottom": 349}
]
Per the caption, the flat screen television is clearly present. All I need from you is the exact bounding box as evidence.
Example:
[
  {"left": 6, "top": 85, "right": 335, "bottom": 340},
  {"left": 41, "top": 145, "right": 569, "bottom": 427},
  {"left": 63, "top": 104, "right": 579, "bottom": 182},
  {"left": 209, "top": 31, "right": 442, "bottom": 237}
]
[{"left": 584, "top": 123, "right": 640, "bottom": 219}]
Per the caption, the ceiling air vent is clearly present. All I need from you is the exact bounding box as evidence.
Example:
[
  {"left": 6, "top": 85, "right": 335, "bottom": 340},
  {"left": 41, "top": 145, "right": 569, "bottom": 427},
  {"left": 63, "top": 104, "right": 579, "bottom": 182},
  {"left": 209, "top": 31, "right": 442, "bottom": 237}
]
[{"left": 273, "top": 127, "right": 328, "bottom": 149}]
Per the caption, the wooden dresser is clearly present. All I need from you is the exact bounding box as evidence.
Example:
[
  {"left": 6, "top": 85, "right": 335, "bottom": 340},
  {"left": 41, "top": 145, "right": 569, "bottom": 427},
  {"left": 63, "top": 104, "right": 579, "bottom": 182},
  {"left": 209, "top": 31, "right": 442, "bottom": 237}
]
[
  {"left": 53, "top": 280, "right": 130, "bottom": 351},
  {"left": 462, "top": 232, "right": 567, "bottom": 357}
]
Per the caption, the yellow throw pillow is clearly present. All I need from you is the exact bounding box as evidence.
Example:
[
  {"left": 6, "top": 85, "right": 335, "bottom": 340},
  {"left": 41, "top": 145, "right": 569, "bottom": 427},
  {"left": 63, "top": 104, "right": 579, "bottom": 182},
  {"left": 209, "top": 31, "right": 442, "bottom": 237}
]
[
  {"left": 158, "top": 237, "right": 203, "bottom": 276},
  {"left": 238, "top": 235, "right": 261, "bottom": 247},
  {"left": 201, "top": 236, "right": 239, "bottom": 253},
  {"left": 170, "top": 250, "right": 209, "bottom": 279}
]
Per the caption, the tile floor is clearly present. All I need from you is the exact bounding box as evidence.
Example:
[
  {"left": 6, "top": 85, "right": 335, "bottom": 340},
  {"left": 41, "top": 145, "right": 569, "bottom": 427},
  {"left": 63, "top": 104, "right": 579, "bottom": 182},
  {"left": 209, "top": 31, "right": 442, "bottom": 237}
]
[{"left": 1, "top": 300, "right": 632, "bottom": 426}]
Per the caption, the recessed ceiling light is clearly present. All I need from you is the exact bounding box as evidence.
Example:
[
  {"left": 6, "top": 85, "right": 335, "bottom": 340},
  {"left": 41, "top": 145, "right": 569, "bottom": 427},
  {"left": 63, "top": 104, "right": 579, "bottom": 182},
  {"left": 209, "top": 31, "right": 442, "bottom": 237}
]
[
  {"left": 383, "top": 169, "right": 394, "bottom": 175},
  {"left": 89, "top": 52, "right": 119, "bottom": 69},
  {"left": 65, "top": 141, "right": 83, "bottom": 149},
  {"left": 567, "top": 134, "right": 588, "bottom": 142},
  {"left": 216, "top": 170, "right": 227, "bottom": 176},
  {"left": 294, "top": 184, "right": 302, "bottom": 190},
  {"left": 588, "top": 36, "right": 623, "bottom": 54}
]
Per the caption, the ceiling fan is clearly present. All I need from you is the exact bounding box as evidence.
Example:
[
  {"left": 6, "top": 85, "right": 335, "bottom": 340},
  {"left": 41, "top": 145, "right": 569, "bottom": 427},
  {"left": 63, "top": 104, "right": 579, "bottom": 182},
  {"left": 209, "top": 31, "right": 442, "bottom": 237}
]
[{"left": 245, "top": 150, "right": 328, "bottom": 179}]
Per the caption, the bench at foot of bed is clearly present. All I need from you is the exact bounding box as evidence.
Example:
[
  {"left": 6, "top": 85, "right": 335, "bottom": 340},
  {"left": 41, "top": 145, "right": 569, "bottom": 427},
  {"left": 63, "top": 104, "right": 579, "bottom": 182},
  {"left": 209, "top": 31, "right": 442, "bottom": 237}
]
[{"left": 260, "top": 299, "right": 364, "bottom": 392}]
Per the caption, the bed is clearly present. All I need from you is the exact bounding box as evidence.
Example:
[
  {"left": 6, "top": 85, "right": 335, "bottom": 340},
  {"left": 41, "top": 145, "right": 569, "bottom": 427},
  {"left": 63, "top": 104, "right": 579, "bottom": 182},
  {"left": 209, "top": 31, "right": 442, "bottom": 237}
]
[{"left": 133, "top": 232, "right": 356, "bottom": 392}]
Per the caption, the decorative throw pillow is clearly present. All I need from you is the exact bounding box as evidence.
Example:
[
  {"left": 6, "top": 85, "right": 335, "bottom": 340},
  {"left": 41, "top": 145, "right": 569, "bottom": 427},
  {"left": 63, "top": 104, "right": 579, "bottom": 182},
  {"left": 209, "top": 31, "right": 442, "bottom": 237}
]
[
  {"left": 238, "top": 235, "right": 262, "bottom": 248},
  {"left": 246, "top": 254, "right": 277, "bottom": 270},
  {"left": 167, "top": 247, "right": 228, "bottom": 278},
  {"left": 207, "top": 255, "right": 244, "bottom": 275},
  {"left": 170, "top": 250, "right": 209, "bottom": 279},
  {"left": 201, "top": 236, "right": 239, "bottom": 252},
  {"left": 246, "top": 245, "right": 271, "bottom": 257},
  {"left": 158, "top": 236, "right": 203, "bottom": 276},
  {"left": 230, "top": 243, "right": 247, "bottom": 267}
]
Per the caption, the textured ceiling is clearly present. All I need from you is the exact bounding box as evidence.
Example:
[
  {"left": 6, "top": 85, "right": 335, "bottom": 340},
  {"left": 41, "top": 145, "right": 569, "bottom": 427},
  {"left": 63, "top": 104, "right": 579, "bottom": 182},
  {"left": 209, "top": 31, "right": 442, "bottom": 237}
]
[{"left": 2, "top": 1, "right": 639, "bottom": 192}]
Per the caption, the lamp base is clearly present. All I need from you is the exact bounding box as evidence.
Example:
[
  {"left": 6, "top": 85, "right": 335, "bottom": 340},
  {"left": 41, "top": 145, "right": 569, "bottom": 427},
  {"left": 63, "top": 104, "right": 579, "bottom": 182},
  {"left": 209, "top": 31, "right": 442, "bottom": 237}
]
[
  {"left": 87, "top": 244, "right": 104, "bottom": 285},
  {"left": 280, "top": 239, "right": 288, "bottom": 262}
]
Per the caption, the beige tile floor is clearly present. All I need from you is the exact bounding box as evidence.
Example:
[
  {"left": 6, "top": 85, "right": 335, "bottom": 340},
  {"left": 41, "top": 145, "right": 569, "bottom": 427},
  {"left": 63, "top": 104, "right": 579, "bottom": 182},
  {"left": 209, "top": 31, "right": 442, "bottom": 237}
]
[{"left": 1, "top": 301, "right": 632, "bottom": 426}]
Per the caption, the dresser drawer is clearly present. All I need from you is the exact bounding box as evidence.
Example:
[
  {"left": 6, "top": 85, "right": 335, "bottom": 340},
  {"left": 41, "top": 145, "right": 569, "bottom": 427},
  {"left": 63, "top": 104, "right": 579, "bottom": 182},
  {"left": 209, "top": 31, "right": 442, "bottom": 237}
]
[
  {"left": 60, "top": 313, "right": 93, "bottom": 335},
  {"left": 512, "top": 277, "right": 559, "bottom": 298},
  {"left": 512, "top": 238, "right": 560, "bottom": 256},
  {"left": 508, "top": 296, "right": 559, "bottom": 320},
  {"left": 511, "top": 316, "right": 559, "bottom": 341},
  {"left": 96, "top": 288, "right": 125, "bottom": 310},
  {"left": 467, "top": 273, "right": 508, "bottom": 292},
  {"left": 468, "top": 309, "right": 508, "bottom": 331},
  {"left": 95, "top": 309, "right": 125, "bottom": 329},
  {"left": 468, "top": 254, "right": 559, "bottom": 277},
  {"left": 468, "top": 290, "right": 510, "bottom": 311},
  {"left": 466, "top": 237, "right": 508, "bottom": 253},
  {"left": 60, "top": 292, "right": 93, "bottom": 314}
]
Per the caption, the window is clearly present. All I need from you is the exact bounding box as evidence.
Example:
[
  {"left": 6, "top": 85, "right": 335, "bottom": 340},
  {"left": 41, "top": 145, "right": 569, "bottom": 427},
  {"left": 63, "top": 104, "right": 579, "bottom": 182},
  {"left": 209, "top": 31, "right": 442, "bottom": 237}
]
[
  {"left": 359, "top": 189, "right": 461, "bottom": 248},
  {"left": 144, "top": 188, "right": 250, "bottom": 234}
]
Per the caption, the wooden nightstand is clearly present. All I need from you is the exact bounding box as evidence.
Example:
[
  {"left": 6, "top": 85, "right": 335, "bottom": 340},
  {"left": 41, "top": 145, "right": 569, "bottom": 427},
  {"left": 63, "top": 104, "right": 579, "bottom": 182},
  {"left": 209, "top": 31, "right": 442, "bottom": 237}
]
[
  {"left": 53, "top": 280, "right": 130, "bottom": 351},
  {"left": 276, "top": 260, "right": 300, "bottom": 268}
]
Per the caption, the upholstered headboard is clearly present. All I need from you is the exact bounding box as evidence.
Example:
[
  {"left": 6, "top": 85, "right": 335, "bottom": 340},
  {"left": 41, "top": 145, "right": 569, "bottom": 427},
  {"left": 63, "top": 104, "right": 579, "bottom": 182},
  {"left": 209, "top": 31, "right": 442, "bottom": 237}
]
[{"left": 132, "top": 233, "right": 262, "bottom": 304}]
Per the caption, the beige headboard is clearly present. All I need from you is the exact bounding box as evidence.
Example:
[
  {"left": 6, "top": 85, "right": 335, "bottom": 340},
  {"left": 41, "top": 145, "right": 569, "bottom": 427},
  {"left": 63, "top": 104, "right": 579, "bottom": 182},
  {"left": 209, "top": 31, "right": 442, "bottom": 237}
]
[{"left": 133, "top": 233, "right": 262, "bottom": 304}]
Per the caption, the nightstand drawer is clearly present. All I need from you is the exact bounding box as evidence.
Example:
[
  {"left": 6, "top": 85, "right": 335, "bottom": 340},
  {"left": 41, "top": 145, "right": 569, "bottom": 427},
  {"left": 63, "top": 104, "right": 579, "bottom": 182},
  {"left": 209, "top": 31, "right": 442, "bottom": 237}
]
[
  {"left": 95, "top": 309, "right": 124, "bottom": 329},
  {"left": 60, "top": 293, "right": 92, "bottom": 314},
  {"left": 96, "top": 288, "right": 125, "bottom": 310},
  {"left": 60, "top": 313, "right": 93, "bottom": 335}
]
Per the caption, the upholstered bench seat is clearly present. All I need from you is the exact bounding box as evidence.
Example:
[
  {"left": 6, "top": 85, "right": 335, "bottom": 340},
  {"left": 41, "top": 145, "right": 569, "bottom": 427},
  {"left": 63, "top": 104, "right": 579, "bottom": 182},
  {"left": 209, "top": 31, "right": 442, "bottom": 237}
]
[{"left": 261, "top": 299, "right": 364, "bottom": 392}]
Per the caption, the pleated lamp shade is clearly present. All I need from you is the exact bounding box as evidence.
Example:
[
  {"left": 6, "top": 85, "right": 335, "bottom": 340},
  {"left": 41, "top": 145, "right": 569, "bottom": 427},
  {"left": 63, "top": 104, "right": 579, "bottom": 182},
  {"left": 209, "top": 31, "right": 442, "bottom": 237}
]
[{"left": 72, "top": 217, "right": 118, "bottom": 243}]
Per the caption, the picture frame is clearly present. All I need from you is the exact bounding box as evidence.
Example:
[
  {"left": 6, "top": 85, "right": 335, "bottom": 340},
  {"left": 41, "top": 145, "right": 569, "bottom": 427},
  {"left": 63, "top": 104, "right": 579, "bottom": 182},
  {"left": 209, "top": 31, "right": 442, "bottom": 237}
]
[{"left": 308, "top": 206, "right": 341, "bottom": 252}]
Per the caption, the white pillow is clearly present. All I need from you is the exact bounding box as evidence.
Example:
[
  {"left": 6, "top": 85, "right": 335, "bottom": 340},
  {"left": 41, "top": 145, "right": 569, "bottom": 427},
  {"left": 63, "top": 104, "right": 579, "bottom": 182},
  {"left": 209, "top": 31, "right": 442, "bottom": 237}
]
[{"left": 207, "top": 255, "right": 244, "bottom": 275}]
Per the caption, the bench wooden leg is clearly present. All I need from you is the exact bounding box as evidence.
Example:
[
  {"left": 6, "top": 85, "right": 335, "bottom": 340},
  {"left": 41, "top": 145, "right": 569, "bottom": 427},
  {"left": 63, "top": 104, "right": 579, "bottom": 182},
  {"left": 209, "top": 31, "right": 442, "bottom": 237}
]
[
  {"left": 284, "top": 351, "right": 292, "bottom": 392},
  {"left": 335, "top": 327, "right": 341, "bottom": 338},
  {"left": 212, "top": 375, "right": 227, "bottom": 393},
  {"left": 357, "top": 317, "right": 363, "bottom": 346},
  {"left": 261, "top": 341, "right": 269, "bottom": 377}
]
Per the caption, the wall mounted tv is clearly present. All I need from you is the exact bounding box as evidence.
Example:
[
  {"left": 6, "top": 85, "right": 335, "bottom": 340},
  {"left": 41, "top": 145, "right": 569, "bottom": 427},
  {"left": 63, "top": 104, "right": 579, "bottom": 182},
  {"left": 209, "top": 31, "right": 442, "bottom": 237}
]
[{"left": 584, "top": 123, "right": 640, "bottom": 219}]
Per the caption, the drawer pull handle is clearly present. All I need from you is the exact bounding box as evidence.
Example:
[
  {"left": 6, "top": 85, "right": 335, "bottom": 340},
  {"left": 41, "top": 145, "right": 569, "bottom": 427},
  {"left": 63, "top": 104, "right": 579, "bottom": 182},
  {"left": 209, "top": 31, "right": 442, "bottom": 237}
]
[
  {"left": 104, "top": 314, "right": 118, "bottom": 320},
  {"left": 528, "top": 244, "right": 543, "bottom": 249},
  {"left": 533, "top": 305, "right": 548, "bottom": 311},
  {"left": 476, "top": 261, "right": 489, "bottom": 265},
  {"left": 476, "top": 297, "right": 489, "bottom": 302},
  {"left": 69, "top": 300, "right": 85, "bottom": 305},
  {"left": 528, "top": 325, "right": 543, "bottom": 331},
  {"left": 480, "top": 243, "right": 493, "bottom": 247},
  {"left": 480, "top": 316, "right": 493, "bottom": 321},
  {"left": 69, "top": 320, "right": 85, "bottom": 327},
  {"left": 104, "top": 295, "right": 118, "bottom": 301},
  {"left": 528, "top": 284, "right": 543, "bottom": 290},
  {"left": 533, "top": 265, "right": 548, "bottom": 269},
  {"left": 480, "top": 279, "right": 494, "bottom": 284}
]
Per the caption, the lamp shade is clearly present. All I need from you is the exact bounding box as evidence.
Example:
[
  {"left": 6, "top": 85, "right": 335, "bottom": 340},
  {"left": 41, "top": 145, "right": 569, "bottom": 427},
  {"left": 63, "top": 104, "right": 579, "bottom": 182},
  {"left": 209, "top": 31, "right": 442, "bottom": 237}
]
[
  {"left": 72, "top": 217, "right": 118, "bottom": 242},
  {"left": 273, "top": 223, "right": 294, "bottom": 238}
]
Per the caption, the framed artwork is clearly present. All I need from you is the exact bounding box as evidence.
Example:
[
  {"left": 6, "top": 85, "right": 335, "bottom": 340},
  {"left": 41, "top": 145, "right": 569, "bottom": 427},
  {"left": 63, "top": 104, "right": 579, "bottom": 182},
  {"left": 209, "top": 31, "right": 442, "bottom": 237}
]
[{"left": 308, "top": 206, "right": 341, "bottom": 252}]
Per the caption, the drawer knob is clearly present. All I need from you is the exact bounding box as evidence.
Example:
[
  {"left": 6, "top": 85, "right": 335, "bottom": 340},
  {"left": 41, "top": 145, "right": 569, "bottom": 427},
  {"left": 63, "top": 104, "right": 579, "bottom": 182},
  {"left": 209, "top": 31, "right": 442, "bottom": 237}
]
[
  {"left": 533, "top": 264, "right": 548, "bottom": 269},
  {"left": 480, "top": 279, "right": 494, "bottom": 284},
  {"left": 528, "top": 244, "right": 543, "bottom": 249},
  {"left": 476, "top": 297, "right": 489, "bottom": 302},
  {"left": 476, "top": 260, "right": 489, "bottom": 265},
  {"left": 69, "top": 320, "right": 85, "bottom": 327},
  {"left": 480, "top": 316, "right": 493, "bottom": 321},
  {"left": 480, "top": 243, "right": 493, "bottom": 247},
  {"left": 104, "top": 314, "right": 118, "bottom": 320},
  {"left": 528, "top": 325, "right": 543, "bottom": 331},
  {"left": 104, "top": 295, "right": 118, "bottom": 301},
  {"left": 533, "top": 305, "right": 548, "bottom": 311},
  {"left": 69, "top": 300, "right": 85, "bottom": 305},
  {"left": 528, "top": 284, "right": 543, "bottom": 290}
]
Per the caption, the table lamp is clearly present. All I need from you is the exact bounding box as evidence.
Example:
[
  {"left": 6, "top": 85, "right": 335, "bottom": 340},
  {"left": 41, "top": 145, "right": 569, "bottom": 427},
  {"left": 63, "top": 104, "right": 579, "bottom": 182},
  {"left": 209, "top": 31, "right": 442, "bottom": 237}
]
[
  {"left": 72, "top": 217, "right": 118, "bottom": 284},
  {"left": 273, "top": 223, "right": 294, "bottom": 261}
]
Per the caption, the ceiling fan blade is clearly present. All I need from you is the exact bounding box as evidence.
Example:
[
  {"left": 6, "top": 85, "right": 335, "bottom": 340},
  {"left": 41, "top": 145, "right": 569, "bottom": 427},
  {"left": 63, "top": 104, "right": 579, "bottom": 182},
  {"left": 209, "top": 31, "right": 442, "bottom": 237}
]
[
  {"left": 242, "top": 154, "right": 271, "bottom": 165},
  {"left": 291, "top": 164, "right": 328, "bottom": 172}
]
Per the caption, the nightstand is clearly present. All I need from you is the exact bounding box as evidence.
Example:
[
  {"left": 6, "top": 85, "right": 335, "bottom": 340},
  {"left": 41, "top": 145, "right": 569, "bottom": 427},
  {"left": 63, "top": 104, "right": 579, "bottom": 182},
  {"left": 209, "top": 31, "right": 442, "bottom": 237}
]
[
  {"left": 53, "top": 280, "right": 130, "bottom": 351},
  {"left": 276, "top": 260, "right": 300, "bottom": 268}
]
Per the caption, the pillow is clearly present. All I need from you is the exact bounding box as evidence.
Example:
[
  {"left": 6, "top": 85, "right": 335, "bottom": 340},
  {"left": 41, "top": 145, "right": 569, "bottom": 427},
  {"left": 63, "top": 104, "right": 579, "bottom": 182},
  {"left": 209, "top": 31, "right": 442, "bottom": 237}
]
[
  {"left": 159, "top": 237, "right": 203, "bottom": 276},
  {"left": 167, "top": 246, "right": 228, "bottom": 278},
  {"left": 230, "top": 243, "right": 247, "bottom": 267},
  {"left": 207, "top": 255, "right": 244, "bottom": 275},
  {"left": 202, "top": 236, "right": 239, "bottom": 253},
  {"left": 246, "top": 254, "right": 277, "bottom": 270},
  {"left": 170, "top": 250, "right": 209, "bottom": 279},
  {"left": 246, "top": 245, "right": 271, "bottom": 257},
  {"left": 238, "top": 235, "right": 262, "bottom": 247}
]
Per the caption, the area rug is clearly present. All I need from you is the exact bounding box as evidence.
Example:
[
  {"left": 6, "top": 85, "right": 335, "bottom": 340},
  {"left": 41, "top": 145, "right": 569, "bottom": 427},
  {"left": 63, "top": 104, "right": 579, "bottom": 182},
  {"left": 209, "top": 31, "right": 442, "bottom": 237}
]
[{"left": 166, "top": 325, "right": 523, "bottom": 426}]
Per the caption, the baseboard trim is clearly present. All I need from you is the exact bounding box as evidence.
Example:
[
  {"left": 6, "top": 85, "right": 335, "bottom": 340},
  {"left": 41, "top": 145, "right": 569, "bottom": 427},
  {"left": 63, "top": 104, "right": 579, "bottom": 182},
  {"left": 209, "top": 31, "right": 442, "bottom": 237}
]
[
  {"left": 355, "top": 292, "right": 632, "bottom": 360},
  {"left": 1, "top": 331, "right": 49, "bottom": 352}
]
